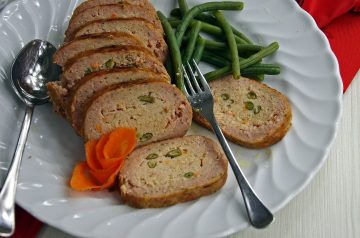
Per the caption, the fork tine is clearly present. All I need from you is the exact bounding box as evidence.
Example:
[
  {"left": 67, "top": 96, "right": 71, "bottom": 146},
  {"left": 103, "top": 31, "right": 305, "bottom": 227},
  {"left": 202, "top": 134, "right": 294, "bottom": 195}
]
[
  {"left": 191, "top": 59, "right": 211, "bottom": 92},
  {"left": 182, "top": 65, "right": 195, "bottom": 96},
  {"left": 186, "top": 62, "right": 202, "bottom": 92}
]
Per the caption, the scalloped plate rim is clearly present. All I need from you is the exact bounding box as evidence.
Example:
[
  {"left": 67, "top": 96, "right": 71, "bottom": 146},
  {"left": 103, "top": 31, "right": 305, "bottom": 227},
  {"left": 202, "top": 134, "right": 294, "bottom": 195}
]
[{"left": 0, "top": 0, "right": 343, "bottom": 237}]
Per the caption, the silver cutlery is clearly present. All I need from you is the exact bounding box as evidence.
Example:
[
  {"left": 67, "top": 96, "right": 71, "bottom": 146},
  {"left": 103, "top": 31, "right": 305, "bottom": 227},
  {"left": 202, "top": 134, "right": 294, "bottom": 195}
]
[
  {"left": 0, "top": 39, "right": 60, "bottom": 236},
  {"left": 182, "top": 60, "right": 273, "bottom": 228}
]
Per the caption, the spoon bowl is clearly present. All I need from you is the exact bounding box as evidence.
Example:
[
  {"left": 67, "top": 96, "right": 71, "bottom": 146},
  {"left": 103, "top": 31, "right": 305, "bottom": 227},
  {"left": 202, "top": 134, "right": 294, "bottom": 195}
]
[
  {"left": 0, "top": 39, "right": 60, "bottom": 237},
  {"left": 10, "top": 39, "right": 60, "bottom": 105}
]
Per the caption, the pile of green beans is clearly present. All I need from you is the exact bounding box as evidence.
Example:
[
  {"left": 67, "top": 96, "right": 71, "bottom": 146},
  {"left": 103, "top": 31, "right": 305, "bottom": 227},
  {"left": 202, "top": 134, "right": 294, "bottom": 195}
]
[{"left": 157, "top": 0, "right": 281, "bottom": 91}]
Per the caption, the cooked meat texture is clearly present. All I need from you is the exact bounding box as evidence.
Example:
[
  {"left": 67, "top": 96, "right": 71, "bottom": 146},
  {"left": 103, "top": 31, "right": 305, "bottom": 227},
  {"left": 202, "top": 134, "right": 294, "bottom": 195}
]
[
  {"left": 61, "top": 45, "right": 168, "bottom": 89},
  {"left": 72, "top": 0, "right": 153, "bottom": 17},
  {"left": 66, "top": 3, "right": 162, "bottom": 38},
  {"left": 47, "top": 82, "right": 68, "bottom": 117},
  {"left": 193, "top": 75, "right": 292, "bottom": 149},
  {"left": 83, "top": 82, "right": 193, "bottom": 143},
  {"left": 119, "top": 135, "right": 228, "bottom": 208},
  {"left": 69, "top": 18, "right": 168, "bottom": 62},
  {"left": 68, "top": 68, "right": 171, "bottom": 134},
  {"left": 53, "top": 32, "right": 144, "bottom": 67}
]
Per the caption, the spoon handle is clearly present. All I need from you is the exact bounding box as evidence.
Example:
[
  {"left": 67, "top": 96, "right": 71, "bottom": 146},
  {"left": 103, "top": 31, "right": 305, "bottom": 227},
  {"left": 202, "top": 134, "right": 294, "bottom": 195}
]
[{"left": 0, "top": 105, "right": 33, "bottom": 237}]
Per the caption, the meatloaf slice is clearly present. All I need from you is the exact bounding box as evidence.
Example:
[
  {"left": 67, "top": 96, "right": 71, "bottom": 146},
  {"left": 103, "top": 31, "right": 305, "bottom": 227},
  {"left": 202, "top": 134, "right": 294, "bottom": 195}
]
[
  {"left": 119, "top": 135, "right": 228, "bottom": 208},
  {"left": 193, "top": 75, "right": 292, "bottom": 149},
  {"left": 83, "top": 81, "right": 193, "bottom": 143},
  {"left": 66, "top": 3, "right": 162, "bottom": 38},
  {"left": 47, "top": 82, "right": 68, "bottom": 117},
  {"left": 53, "top": 32, "right": 143, "bottom": 67},
  {"left": 70, "top": 18, "right": 168, "bottom": 62},
  {"left": 73, "top": 0, "right": 152, "bottom": 17},
  {"left": 68, "top": 68, "right": 171, "bottom": 134},
  {"left": 61, "top": 45, "right": 168, "bottom": 89}
]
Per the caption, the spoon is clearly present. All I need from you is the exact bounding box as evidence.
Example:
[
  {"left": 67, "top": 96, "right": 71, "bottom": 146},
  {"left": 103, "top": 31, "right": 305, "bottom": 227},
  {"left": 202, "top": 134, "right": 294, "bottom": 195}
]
[{"left": 0, "top": 39, "right": 60, "bottom": 236}]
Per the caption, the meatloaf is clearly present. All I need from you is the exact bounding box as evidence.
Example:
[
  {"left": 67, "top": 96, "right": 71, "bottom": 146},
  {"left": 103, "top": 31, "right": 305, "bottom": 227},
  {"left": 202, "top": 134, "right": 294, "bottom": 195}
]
[
  {"left": 66, "top": 3, "right": 162, "bottom": 38},
  {"left": 68, "top": 68, "right": 171, "bottom": 134},
  {"left": 61, "top": 45, "right": 168, "bottom": 89},
  {"left": 69, "top": 18, "right": 168, "bottom": 62},
  {"left": 119, "top": 135, "right": 228, "bottom": 208},
  {"left": 72, "top": 0, "right": 153, "bottom": 17},
  {"left": 83, "top": 81, "right": 193, "bottom": 143},
  {"left": 193, "top": 75, "right": 292, "bottom": 149},
  {"left": 53, "top": 32, "right": 143, "bottom": 67}
]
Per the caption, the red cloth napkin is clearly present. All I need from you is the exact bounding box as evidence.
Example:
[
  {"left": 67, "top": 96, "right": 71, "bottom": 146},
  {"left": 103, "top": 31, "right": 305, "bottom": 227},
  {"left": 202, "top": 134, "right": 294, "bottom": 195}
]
[
  {"left": 9, "top": 1, "right": 360, "bottom": 238},
  {"left": 299, "top": 0, "right": 360, "bottom": 92}
]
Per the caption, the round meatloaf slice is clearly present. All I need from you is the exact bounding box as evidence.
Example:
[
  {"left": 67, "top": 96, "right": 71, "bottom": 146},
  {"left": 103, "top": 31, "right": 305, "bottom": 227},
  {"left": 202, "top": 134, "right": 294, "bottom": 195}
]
[
  {"left": 53, "top": 32, "right": 144, "bottom": 67},
  {"left": 193, "top": 75, "right": 292, "bottom": 149},
  {"left": 70, "top": 18, "right": 168, "bottom": 62},
  {"left": 119, "top": 135, "right": 228, "bottom": 208},
  {"left": 66, "top": 3, "right": 163, "bottom": 39},
  {"left": 61, "top": 45, "right": 168, "bottom": 89},
  {"left": 83, "top": 82, "right": 193, "bottom": 143},
  {"left": 72, "top": 0, "right": 152, "bottom": 17},
  {"left": 68, "top": 68, "right": 171, "bottom": 134}
]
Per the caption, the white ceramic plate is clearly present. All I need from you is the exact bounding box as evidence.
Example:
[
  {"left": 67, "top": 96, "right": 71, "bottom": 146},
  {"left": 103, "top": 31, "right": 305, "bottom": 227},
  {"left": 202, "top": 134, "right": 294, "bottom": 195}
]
[{"left": 0, "top": 0, "right": 342, "bottom": 237}]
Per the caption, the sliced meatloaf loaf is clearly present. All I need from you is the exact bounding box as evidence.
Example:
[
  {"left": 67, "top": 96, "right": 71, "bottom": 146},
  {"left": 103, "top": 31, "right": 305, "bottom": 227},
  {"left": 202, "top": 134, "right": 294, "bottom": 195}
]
[
  {"left": 53, "top": 32, "right": 143, "bottom": 67},
  {"left": 73, "top": 0, "right": 152, "bottom": 17},
  {"left": 193, "top": 75, "right": 292, "bottom": 149},
  {"left": 61, "top": 45, "right": 168, "bottom": 89},
  {"left": 66, "top": 3, "right": 162, "bottom": 38},
  {"left": 69, "top": 18, "right": 168, "bottom": 62},
  {"left": 68, "top": 68, "right": 170, "bottom": 134},
  {"left": 83, "top": 81, "right": 193, "bottom": 143},
  {"left": 119, "top": 135, "right": 228, "bottom": 208}
]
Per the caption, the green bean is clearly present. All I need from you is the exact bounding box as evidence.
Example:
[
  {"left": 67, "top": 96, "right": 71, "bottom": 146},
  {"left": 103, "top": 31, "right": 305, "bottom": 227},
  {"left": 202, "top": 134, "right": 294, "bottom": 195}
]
[
  {"left": 202, "top": 50, "right": 280, "bottom": 75},
  {"left": 165, "top": 58, "right": 174, "bottom": 79},
  {"left": 204, "top": 42, "right": 280, "bottom": 81},
  {"left": 183, "top": 21, "right": 202, "bottom": 63},
  {"left": 202, "top": 51, "right": 229, "bottom": 67},
  {"left": 214, "top": 10, "right": 240, "bottom": 79},
  {"left": 175, "top": 1, "right": 244, "bottom": 46},
  {"left": 170, "top": 8, "right": 252, "bottom": 44},
  {"left": 178, "top": 0, "right": 189, "bottom": 16},
  {"left": 241, "top": 64, "right": 281, "bottom": 75},
  {"left": 205, "top": 66, "right": 231, "bottom": 81},
  {"left": 242, "top": 74, "right": 265, "bottom": 81},
  {"left": 204, "top": 39, "right": 263, "bottom": 53},
  {"left": 157, "top": 11, "right": 184, "bottom": 91},
  {"left": 192, "top": 37, "right": 206, "bottom": 64},
  {"left": 240, "top": 42, "right": 279, "bottom": 69},
  {"left": 170, "top": 19, "right": 247, "bottom": 44},
  {"left": 170, "top": 8, "right": 182, "bottom": 17}
]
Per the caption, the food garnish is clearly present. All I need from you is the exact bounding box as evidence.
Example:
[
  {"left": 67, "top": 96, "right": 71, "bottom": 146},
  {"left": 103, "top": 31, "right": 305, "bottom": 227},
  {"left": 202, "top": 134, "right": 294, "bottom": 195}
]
[
  {"left": 157, "top": 0, "right": 281, "bottom": 91},
  {"left": 70, "top": 128, "right": 137, "bottom": 191}
]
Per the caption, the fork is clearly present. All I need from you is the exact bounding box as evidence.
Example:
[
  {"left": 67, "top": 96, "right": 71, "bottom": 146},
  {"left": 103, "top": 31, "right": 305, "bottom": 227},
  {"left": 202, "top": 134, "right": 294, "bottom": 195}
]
[{"left": 183, "top": 60, "right": 274, "bottom": 228}]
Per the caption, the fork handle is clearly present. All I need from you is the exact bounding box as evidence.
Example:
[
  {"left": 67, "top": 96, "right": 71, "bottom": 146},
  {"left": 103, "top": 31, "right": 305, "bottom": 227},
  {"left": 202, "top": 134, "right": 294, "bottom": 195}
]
[{"left": 206, "top": 114, "right": 274, "bottom": 228}]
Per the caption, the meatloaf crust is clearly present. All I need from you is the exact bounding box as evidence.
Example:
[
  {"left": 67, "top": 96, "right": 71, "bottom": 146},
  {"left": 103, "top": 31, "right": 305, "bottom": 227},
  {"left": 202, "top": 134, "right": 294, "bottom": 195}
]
[
  {"left": 53, "top": 32, "right": 143, "bottom": 67},
  {"left": 72, "top": 0, "right": 153, "bottom": 18},
  {"left": 119, "top": 135, "right": 228, "bottom": 208},
  {"left": 69, "top": 18, "right": 168, "bottom": 62},
  {"left": 193, "top": 75, "right": 292, "bottom": 149},
  {"left": 66, "top": 3, "right": 162, "bottom": 38},
  {"left": 61, "top": 45, "right": 168, "bottom": 89}
]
